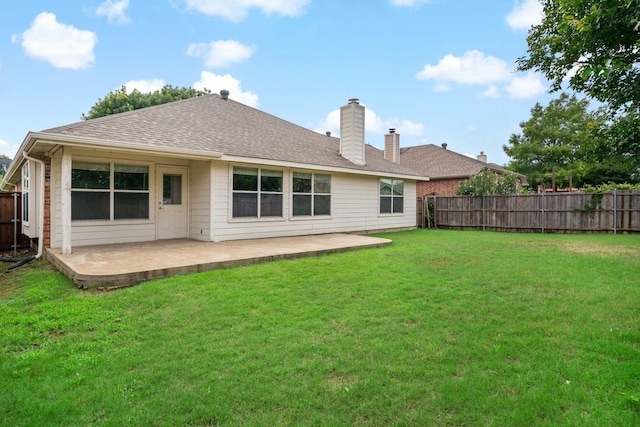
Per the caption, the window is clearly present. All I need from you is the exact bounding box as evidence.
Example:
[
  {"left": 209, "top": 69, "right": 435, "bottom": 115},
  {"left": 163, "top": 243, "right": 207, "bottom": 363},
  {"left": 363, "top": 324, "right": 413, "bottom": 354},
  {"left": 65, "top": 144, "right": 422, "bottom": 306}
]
[
  {"left": 232, "top": 167, "right": 283, "bottom": 218},
  {"left": 71, "top": 161, "right": 149, "bottom": 221},
  {"left": 21, "top": 163, "right": 29, "bottom": 223},
  {"left": 292, "top": 172, "right": 331, "bottom": 216},
  {"left": 380, "top": 179, "right": 404, "bottom": 214}
]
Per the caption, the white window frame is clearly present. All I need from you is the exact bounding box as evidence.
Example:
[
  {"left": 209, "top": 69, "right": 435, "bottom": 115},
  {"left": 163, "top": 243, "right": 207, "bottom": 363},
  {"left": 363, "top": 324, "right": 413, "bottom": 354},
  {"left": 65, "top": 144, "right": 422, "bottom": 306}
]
[
  {"left": 71, "top": 160, "right": 151, "bottom": 222},
  {"left": 291, "top": 171, "right": 331, "bottom": 218},
  {"left": 231, "top": 166, "right": 284, "bottom": 219},
  {"left": 379, "top": 178, "right": 404, "bottom": 215},
  {"left": 21, "top": 162, "right": 30, "bottom": 225}
]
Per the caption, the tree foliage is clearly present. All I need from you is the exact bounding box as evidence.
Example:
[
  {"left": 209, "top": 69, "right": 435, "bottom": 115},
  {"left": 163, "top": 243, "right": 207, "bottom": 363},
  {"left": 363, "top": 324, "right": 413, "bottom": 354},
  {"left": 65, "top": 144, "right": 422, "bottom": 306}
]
[
  {"left": 516, "top": 0, "right": 640, "bottom": 184},
  {"left": 82, "top": 85, "right": 210, "bottom": 120},
  {"left": 455, "top": 168, "right": 520, "bottom": 196},
  {"left": 517, "top": 0, "right": 640, "bottom": 113},
  {"left": 503, "top": 93, "right": 611, "bottom": 188}
]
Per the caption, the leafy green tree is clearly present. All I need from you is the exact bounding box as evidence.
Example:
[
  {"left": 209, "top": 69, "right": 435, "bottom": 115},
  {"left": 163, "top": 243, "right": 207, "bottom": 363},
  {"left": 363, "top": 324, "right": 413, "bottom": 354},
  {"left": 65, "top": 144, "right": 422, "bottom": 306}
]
[
  {"left": 82, "top": 85, "right": 210, "bottom": 120},
  {"left": 516, "top": 0, "right": 640, "bottom": 183},
  {"left": 455, "top": 168, "right": 520, "bottom": 196},
  {"left": 517, "top": 0, "right": 640, "bottom": 113},
  {"left": 503, "top": 93, "right": 607, "bottom": 188}
]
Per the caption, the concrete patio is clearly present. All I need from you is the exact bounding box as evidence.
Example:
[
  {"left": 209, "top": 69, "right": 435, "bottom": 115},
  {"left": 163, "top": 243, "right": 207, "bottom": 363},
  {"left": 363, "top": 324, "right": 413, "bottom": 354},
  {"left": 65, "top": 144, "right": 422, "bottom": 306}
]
[{"left": 45, "top": 233, "right": 392, "bottom": 289}]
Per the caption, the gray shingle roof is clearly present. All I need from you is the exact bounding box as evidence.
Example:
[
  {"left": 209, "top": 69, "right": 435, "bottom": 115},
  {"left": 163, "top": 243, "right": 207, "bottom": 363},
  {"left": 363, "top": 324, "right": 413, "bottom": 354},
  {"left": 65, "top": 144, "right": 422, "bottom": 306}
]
[
  {"left": 395, "top": 144, "right": 513, "bottom": 179},
  {"left": 42, "top": 93, "right": 424, "bottom": 177}
]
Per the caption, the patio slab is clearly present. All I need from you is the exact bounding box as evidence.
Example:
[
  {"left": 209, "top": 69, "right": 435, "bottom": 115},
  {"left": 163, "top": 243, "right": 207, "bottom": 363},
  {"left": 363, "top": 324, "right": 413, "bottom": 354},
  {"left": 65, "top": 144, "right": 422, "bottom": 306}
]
[{"left": 44, "top": 233, "right": 392, "bottom": 289}]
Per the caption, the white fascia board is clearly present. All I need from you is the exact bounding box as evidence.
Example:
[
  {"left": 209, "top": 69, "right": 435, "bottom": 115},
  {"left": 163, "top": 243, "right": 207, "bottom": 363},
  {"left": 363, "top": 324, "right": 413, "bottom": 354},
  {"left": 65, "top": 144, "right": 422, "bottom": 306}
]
[
  {"left": 220, "top": 155, "right": 429, "bottom": 181},
  {"left": 32, "top": 132, "right": 224, "bottom": 160}
]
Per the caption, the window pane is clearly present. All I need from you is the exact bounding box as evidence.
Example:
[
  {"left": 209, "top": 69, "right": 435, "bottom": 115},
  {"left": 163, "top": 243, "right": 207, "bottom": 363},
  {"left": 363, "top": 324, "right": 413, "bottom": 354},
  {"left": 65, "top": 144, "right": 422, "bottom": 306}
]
[
  {"left": 293, "top": 172, "right": 312, "bottom": 193},
  {"left": 22, "top": 193, "right": 29, "bottom": 222},
  {"left": 233, "top": 167, "right": 258, "bottom": 191},
  {"left": 260, "top": 194, "right": 283, "bottom": 217},
  {"left": 380, "top": 197, "right": 392, "bottom": 214},
  {"left": 314, "top": 174, "right": 331, "bottom": 194},
  {"left": 293, "top": 194, "right": 311, "bottom": 216},
  {"left": 115, "top": 165, "right": 149, "bottom": 190},
  {"left": 261, "top": 170, "right": 283, "bottom": 192},
  {"left": 380, "top": 179, "right": 392, "bottom": 196},
  {"left": 393, "top": 180, "right": 404, "bottom": 196},
  {"left": 72, "top": 162, "right": 110, "bottom": 189},
  {"left": 72, "top": 192, "right": 110, "bottom": 220},
  {"left": 393, "top": 197, "right": 404, "bottom": 213},
  {"left": 233, "top": 193, "right": 258, "bottom": 217},
  {"left": 163, "top": 174, "right": 182, "bottom": 205},
  {"left": 314, "top": 195, "right": 331, "bottom": 216},
  {"left": 115, "top": 193, "right": 149, "bottom": 219}
]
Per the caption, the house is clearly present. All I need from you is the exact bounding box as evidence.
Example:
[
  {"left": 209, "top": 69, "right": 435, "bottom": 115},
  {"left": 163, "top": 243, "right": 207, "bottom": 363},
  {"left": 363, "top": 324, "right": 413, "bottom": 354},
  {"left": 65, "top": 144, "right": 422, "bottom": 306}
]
[
  {"left": 0, "top": 94, "right": 427, "bottom": 257},
  {"left": 374, "top": 136, "right": 527, "bottom": 196}
]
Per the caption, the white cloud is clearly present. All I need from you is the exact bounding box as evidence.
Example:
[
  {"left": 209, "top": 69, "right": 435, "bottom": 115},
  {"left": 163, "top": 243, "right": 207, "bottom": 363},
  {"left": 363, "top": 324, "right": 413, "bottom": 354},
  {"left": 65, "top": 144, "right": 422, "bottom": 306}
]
[
  {"left": 505, "top": 72, "right": 546, "bottom": 98},
  {"left": 315, "top": 106, "right": 424, "bottom": 139},
  {"left": 123, "top": 79, "right": 166, "bottom": 93},
  {"left": 187, "top": 40, "right": 254, "bottom": 69},
  {"left": 184, "top": 0, "right": 310, "bottom": 22},
  {"left": 97, "top": 0, "right": 131, "bottom": 24},
  {"left": 480, "top": 85, "right": 500, "bottom": 98},
  {"left": 0, "top": 138, "right": 20, "bottom": 158},
  {"left": 416, "top": 50, "right": 512, "bottom": 87},
  {"left": 390, "top": 0, "right": 432, "bottom": 6},
  {"left": 506, "top": 0, "right": 543, "bottom": 31},
  {"left": 193, "top": 71, "right": 259, "bottom": 107},
  {"left": 18, "top": 12, "right": 97, "bottom": 69}
]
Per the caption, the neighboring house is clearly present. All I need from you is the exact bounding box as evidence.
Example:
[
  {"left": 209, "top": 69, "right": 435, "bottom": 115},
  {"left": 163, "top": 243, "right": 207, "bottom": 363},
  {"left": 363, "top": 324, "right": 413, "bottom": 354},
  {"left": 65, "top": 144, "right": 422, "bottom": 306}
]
[
  {"left": 0, "top": 94, "right": 427, "bottom": 255},
  {"left": 375, "top": 137, "right": 527, "bottom": 196}
]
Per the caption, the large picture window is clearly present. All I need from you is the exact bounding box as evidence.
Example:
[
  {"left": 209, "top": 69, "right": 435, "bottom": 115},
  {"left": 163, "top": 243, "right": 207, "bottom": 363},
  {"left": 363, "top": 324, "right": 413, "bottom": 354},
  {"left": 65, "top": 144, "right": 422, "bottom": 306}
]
[
  {"left": 292, "top": 172, "right": 331, "bottom": 216},
  {"left": 71, "top": 161, "right": 149, "bottom": 221},
  {"left": 232, "top": 167, "right": 283, "bottom": 218},
  {"left": 380, "top": 179, "right": 404, "bottom": 214}
]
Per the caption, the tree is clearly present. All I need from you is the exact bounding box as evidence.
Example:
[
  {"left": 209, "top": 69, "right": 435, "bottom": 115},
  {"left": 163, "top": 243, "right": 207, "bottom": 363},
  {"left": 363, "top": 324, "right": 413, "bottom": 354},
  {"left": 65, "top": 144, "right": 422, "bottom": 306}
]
[
  {"left": 503, "top": 93, "right": 608, "bottom": 188},
  {"left": 455, "top": 168, "right": 520, "bottom": 196},
  {"left": 517, "top": 0, "right": 640, "bottom": 113},
  {"left": 82, "top": 85, "right": 210, "bottom": 120},
  {"left": 517, "top": 0, "right": 640, "bottom": 183}
]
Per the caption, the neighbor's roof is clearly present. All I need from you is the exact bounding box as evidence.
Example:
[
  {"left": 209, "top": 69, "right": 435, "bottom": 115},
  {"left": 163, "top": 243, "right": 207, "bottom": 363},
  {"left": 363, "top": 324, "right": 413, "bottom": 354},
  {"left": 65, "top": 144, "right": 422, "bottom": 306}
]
[
  {"left": 37, "top": 93, "right": 424, "bottom": 178},
  {"left": 396, "top": 144, "right": 522, "bottom": 181}
]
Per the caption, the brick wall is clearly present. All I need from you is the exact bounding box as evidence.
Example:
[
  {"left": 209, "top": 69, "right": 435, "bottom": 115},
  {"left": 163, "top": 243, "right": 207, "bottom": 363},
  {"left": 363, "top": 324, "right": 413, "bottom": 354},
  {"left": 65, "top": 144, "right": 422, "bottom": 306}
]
[{"left": 417, "top": 178, "right": 466, "bottom": 196}]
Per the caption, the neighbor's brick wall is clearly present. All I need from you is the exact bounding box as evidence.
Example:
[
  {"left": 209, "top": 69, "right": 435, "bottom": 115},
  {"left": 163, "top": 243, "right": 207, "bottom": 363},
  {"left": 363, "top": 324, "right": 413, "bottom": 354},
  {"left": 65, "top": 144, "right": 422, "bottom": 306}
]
[
  {"left": 417, "top": 178, "right": 466, "bottom": 197},
  {"left": 43, "top": 157, "right": 51, "bottom": 248}
]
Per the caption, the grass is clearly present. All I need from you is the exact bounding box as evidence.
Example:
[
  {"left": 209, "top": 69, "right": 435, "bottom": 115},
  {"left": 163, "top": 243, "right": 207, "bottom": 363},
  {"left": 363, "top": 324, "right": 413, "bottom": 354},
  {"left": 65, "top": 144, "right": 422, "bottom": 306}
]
[{"left": 1, "top": 229, "right": 639, "bottom": 426}]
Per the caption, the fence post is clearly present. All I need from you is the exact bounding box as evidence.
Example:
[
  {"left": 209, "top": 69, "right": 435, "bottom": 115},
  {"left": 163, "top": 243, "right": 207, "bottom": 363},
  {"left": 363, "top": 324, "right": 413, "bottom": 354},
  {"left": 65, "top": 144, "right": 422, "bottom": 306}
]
[
  {"left": 12, "top": 192, "right": 18, "bottom": 256},
  {"left": 541, "top": 192, "right": 545, "bottom": 234},
  {"left": 482, "top": 195, "right": 486, "bottom": 231},
  {"left": 613, "top": 189, "right": 617, "bottom": 235}
]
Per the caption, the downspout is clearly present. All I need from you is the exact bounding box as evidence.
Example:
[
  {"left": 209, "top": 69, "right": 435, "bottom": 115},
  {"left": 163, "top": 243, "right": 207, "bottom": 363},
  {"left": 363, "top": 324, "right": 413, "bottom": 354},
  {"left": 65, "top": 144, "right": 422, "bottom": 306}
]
[{"left": 22, "top": 151, "right": 45, "bottom": 259}]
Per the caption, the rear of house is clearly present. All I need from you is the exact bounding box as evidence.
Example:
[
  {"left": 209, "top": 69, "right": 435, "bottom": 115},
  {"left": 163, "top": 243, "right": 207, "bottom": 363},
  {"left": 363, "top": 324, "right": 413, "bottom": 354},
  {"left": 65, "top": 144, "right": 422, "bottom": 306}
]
[{"left": 1, "top": 94, "right": 427, "bottom": 255}]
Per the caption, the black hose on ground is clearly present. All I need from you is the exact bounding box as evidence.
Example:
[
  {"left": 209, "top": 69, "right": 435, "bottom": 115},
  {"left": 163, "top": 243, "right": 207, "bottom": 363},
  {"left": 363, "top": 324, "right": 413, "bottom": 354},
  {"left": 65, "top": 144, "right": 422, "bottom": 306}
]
[{"left": 0, "top": 256, "right": 37, "bottom": 270}]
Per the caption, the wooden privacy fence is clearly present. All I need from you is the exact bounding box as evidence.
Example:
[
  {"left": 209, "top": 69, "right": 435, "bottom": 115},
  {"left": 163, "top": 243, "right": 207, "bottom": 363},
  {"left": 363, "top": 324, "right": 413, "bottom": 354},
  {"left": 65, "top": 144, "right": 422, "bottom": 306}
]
[
  {"left": 0, "top": 192, "right": 30, "bottom": 251},
  {"left": 417, "top": 190, "right": 640, "bottom": 233}
]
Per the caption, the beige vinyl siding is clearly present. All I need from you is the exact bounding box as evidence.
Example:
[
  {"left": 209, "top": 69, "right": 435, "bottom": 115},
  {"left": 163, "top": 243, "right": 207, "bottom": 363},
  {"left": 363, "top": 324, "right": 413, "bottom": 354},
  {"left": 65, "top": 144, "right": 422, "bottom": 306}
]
[
  {"left": 211, "top": 162, "right": 416, "bottom": 242},
  {"left": 50, "top": 149, "right": 190, "bottom": 248},
  {"left": 189, "top": 160, "right": 212, "bottom": 241}
]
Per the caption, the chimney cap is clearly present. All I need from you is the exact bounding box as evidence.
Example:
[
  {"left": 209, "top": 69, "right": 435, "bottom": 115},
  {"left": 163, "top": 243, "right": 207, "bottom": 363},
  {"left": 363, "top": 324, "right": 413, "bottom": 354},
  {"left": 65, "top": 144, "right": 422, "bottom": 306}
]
[
  {"left": 348, "top": 98, "right": 360, "bottom": 104},
  {"left": 389, "top": 128, "right": 396, "bottom": 134},
  {"left": 220, "top": 89, "right": 229, "bottom": 100},
  {"left": 441, "top": 143, "right": 448, "bottom": 149},
  {"left": 326, "top": 131, "right": 331, "bottom": 137}
]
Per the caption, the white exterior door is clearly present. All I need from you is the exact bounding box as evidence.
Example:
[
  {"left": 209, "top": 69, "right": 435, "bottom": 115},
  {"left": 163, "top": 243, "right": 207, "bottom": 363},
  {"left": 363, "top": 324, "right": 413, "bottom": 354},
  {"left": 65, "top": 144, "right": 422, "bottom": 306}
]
[{"left": 157, "top": 166, "right": 189, "bottom": 239}]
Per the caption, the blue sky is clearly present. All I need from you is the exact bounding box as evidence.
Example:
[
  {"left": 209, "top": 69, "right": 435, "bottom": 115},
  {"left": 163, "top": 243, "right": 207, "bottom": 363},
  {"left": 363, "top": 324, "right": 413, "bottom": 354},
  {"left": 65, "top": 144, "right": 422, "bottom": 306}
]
[{"left": 0, "top": 0, "right": 550, "bottom": 165}]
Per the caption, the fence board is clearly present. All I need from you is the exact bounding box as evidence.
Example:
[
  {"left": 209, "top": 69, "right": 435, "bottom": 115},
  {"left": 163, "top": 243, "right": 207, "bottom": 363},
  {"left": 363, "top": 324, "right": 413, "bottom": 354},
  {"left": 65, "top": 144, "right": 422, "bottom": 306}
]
[
  {"left": 0, "top": 192, "right": 30, "bottom": 251},
  {"left": 418, "top": 190, "right": 640, "bottom": 234}
]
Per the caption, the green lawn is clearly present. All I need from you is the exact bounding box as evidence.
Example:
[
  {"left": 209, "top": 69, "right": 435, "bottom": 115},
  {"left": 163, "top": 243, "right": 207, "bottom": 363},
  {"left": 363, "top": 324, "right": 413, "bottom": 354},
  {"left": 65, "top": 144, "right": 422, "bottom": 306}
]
[{"left": 1, "top": 230, "right": 639, "bottom": 426}]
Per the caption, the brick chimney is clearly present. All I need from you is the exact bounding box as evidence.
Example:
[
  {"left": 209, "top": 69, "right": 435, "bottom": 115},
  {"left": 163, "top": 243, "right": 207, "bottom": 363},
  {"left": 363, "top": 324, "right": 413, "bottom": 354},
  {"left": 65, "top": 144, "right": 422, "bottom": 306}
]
[
  {"left": 477, "top": 151, "right": 487, "bottom": 163},
  {"left": 340, "top": 98, "right": 366, "bottom": 165},
  {"left": 384, "top": 128, "right": 400, "bottom": 164}
]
